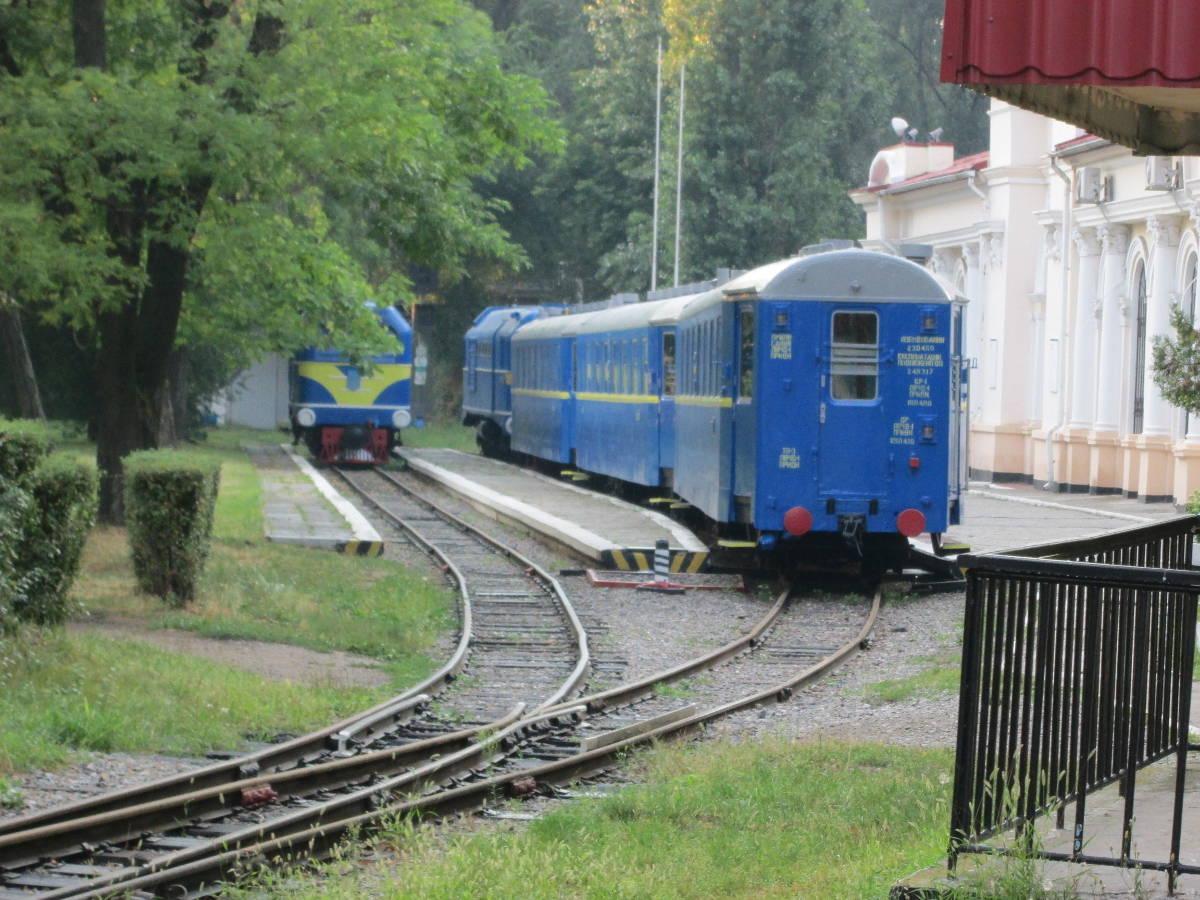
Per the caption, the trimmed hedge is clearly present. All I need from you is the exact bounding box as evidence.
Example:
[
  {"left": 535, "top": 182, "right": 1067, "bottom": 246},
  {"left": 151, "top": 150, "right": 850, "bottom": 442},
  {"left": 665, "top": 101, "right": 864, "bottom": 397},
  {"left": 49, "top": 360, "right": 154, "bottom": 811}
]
[
  {"left": 12, "top": 455, "right": 98, "bottom": 625},
  {"left": 124, "top": 450, "right": 221, "bottom": 605},
  {"left": 0, "top": 419, "right": 53, "bottom": 483},
  {"left": 0, "top": 482, "right": 33, "bottom": 633},
  {"left": 0, "top": 419, "right": 52, "bottom": 632},
  {"left": 0, "top": 419, "right": 100, "bottom": 630}
]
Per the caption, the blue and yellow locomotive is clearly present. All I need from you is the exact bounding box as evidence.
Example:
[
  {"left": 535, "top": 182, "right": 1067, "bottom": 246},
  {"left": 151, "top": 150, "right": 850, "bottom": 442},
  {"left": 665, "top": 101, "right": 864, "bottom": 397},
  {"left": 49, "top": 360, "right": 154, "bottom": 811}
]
[
  {"left": 289, "top": 304, "right": 414, "bottom": 465},
  {"left": 464, "top": 247, "right": 968, "bottom": 568}
]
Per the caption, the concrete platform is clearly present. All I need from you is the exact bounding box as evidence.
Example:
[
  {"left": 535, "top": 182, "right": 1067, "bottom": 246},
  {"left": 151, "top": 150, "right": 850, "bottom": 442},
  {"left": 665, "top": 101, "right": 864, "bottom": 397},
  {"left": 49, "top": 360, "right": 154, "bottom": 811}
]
[
  {"left": 246, "top": 444, "right": 383, "bottom": 555},
  {"left": 396, "top": 447, "right": 709, "bottom": 571},
  {"left": 953, "top": 482, "right": 1183, "bottom": 554},
  {"left": 900, "top": 482, "right": 1199, "bottom": 899}
]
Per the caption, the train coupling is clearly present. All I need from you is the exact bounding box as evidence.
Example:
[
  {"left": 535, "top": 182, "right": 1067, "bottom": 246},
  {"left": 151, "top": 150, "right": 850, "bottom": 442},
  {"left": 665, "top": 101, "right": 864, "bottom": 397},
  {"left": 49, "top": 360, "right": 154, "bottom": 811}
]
[{"left": 839, "top": 514, "right": 866, "bottom": 557}]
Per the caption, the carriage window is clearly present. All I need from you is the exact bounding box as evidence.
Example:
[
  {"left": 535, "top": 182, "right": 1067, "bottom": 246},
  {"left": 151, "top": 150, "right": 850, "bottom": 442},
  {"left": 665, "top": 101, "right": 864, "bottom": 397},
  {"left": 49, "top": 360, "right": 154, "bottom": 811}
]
[
  {"left": 830, "top": 311, "right": 878, "bottom": 401},
  {"left": 738, "top": 305, "right": 754, "bottom": 399},
  {"left": 704, "top": 322, "right": 713, "bottom": 395}
]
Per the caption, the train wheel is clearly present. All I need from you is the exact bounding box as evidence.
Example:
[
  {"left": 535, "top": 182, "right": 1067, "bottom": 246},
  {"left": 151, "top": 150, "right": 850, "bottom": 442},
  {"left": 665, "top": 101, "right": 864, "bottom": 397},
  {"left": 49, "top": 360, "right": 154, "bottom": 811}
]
[{"left": 476, "top": 420, "right": 508, "bottom": 459}]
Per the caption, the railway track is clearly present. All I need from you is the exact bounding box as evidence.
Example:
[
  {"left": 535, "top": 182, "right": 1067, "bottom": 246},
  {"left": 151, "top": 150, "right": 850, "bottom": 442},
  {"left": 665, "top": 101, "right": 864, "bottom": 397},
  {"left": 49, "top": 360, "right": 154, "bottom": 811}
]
[
  {"left": 0, "top": 471, "right": 882, "bottom": 899},
  {"left": 0, "top": 467, "right": 591, "bottom": 898}
]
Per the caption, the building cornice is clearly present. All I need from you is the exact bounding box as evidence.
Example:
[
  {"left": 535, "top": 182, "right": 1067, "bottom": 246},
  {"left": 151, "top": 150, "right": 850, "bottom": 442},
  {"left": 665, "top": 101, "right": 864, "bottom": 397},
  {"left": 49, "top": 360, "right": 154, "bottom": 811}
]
[{"left": 1071, "top": 192, "right": 1188, "bottom": 228}]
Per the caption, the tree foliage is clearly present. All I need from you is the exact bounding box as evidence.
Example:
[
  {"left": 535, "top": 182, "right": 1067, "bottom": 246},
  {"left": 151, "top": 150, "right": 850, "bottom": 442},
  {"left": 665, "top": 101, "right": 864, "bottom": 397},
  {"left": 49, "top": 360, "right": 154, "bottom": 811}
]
[
  {"left": 866, "top": 0, "right": 988, "bottom": 155},
  {"left": 1152, "top": 305, "right": 1200, "bottom": 414},
  {"left": 470, "top": 0, "right": 976, "bottom": 298},
  {"left": 0, "top": 0, "right": 560, "bottom": 519}
]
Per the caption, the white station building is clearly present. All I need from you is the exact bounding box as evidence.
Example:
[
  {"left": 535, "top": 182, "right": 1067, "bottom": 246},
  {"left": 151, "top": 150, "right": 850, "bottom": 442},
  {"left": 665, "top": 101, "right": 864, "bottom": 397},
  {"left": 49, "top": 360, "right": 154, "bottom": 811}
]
[{"left": 851, "top": 100, "right": 1200, "bottom": 507}]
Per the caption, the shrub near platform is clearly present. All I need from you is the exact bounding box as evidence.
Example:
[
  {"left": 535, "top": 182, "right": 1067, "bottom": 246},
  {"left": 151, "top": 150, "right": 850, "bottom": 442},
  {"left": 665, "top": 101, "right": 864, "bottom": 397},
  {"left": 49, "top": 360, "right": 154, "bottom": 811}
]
[
  {"left": 124, "top": 449, "right": 220, "bottom": 605},
  {"left": 0, "top": 419, "right": 54, "bottom": 632},
  {"left": 13, "top": 456, "right": 97, "bottom": 625}
]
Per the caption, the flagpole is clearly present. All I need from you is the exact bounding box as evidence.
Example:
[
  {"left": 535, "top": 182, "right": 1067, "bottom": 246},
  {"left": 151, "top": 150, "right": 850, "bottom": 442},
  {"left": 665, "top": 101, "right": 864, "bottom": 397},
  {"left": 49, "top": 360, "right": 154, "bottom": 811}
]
[
  {"left": 673, "top": 62, "right": 685, "bottom": 287},
  {"left": 651, "top": 37, "right": 662, "bottom": 292}
]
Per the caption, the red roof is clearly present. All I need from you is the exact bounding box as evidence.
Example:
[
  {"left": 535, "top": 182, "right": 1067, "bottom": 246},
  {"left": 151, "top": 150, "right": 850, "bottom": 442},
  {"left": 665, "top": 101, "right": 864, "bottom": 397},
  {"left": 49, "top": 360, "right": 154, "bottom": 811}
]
[
  {"left": 942, "top": 0, "right": 1200, "bottom": 87},
  {"left": 860, "top": 151, "right": 990, "bottom": 194},
  {"left": 940, "top": 0, "right": 1200, "bottom": 154}
]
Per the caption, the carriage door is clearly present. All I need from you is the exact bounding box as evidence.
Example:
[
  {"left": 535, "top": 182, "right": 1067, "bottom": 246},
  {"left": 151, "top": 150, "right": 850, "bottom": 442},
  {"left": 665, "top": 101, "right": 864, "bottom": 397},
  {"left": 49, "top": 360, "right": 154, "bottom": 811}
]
[
  {"left": 818, "top": 308, "right": 889, "bottom": 503},
  {"left": 732, "top": 303, "right": 757, "bottom": 518}
]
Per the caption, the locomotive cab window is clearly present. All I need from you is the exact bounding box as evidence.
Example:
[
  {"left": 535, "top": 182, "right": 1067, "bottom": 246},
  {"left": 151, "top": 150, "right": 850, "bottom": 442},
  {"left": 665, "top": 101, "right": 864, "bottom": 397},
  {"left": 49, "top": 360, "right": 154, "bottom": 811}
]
[{"left": 830, "top": 311, "right": 878, "bottom": 401}]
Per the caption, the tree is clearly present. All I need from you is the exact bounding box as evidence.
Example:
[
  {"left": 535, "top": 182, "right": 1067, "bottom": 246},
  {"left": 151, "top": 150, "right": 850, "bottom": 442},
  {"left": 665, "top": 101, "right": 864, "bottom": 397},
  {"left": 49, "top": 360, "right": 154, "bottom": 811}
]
[
  {"left": 866, "top": 0, "right": 988, "bottom": 155},
  {"left": 658, "top": 0, "right": 891, "bottom": 282},
  {"left": 0, "top": 0, "right": 559, "bottom": 521},
  {"left": 0, "top": 296, "right": 44, "bottom": 420},
  {"left": 1152, "top": 306, "right": 1200, "bottom": 414}
]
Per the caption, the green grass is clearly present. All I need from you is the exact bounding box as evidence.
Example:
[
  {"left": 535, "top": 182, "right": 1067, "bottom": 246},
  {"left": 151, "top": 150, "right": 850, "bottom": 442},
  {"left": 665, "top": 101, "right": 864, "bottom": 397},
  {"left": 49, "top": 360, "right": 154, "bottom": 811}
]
[
  {"left": 0, "top": 629, "right": 383, "bottom": 774},
  {"left": 234, "top": 739, "right": 956, "bottom": 900},
  {"left": 403, "top": 417, "right": 477, "bottom": 454},
  {"left": 862, "top": 648, "right": 962, "bottom": 705},
  {"left": 655, "top": 677, "right": 712, "bottom": 700},
  {"left": 0, "top": 424, "right": 456, "bottom": 773}
]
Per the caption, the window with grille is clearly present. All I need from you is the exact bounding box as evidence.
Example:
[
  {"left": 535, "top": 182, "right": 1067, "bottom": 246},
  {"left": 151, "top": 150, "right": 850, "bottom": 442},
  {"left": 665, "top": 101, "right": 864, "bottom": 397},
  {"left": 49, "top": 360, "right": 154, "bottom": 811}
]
[{"left": 830, "top": 311, "right": 878, "bottom": 401}]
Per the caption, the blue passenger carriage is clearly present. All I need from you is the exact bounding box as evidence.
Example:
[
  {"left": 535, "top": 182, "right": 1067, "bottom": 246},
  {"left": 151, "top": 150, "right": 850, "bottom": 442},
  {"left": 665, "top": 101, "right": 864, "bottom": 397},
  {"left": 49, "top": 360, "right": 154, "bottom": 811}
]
[
  {"left": 573, "top": 303, "right": 664, "bottom": 485},
  {"left": 510, "top": 312, "right": 595, "bottom": 464},
  {"left": 462, "top": 305, "right": 558, "bottom": 457},
  {"left": 289, "top": 304, "right": 414, "bottom": 465},
  {"left": 673, "top": 248, "right": 965, "bottom": 567}
]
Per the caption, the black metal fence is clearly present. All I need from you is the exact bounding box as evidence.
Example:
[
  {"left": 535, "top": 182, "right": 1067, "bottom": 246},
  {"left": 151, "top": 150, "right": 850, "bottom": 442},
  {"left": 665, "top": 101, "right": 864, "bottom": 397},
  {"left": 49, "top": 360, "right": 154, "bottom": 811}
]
[{"left": 949, "top": 516, "right": 1200, "bottom": 893}]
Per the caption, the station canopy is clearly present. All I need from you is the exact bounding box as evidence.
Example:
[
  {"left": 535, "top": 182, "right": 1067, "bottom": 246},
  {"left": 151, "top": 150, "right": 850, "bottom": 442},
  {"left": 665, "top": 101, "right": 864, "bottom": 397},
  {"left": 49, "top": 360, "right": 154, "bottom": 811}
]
[{"left": 941, "top": 0, "right": 1200, "bottom": 155}]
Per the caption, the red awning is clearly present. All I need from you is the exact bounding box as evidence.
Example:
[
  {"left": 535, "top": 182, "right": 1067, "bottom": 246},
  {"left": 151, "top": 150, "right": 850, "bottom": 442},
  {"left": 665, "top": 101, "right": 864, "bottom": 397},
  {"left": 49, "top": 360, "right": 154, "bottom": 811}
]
[{"left": 941, "top": 0, "right": 1200, "bottom": 154}]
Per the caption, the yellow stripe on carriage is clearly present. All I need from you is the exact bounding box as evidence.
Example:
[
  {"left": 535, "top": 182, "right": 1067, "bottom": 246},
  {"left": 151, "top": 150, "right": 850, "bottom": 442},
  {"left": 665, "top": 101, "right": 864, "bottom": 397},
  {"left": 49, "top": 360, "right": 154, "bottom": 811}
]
[
  {"left": 512, "top": 388, "right": 571, "bottom": 399},
  {"left": 674, "top": 395, "right": 734, "bottom": 408},
  {"left": 574, "top": 392, "right": 660, "bottom": 404}
]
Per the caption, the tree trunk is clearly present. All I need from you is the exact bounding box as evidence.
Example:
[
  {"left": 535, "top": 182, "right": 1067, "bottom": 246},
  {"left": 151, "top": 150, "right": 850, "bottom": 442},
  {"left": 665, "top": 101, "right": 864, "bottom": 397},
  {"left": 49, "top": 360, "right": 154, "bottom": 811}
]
[
  {"left": 95, "top": 307, "right": 151, "bottom": 524},
  {"left": 72, "top": 0, "right": 107, "bottom": 69},
  {"left": 169, "top": 348, "right": 191, "bottom": 440},
  {"left": 0, "top": 300, "right": 46, "bottom": 420}
]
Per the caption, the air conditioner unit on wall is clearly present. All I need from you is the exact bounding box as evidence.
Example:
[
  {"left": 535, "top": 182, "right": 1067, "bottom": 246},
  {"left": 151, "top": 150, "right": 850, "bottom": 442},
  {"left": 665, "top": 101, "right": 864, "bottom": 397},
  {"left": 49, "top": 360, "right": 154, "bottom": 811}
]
[
  {"left": 1076, "top": 167, "right": 1112, "bottom": 204},
  {"left": 1145, "top": 156, "right": 1179, "bottom": 191}
]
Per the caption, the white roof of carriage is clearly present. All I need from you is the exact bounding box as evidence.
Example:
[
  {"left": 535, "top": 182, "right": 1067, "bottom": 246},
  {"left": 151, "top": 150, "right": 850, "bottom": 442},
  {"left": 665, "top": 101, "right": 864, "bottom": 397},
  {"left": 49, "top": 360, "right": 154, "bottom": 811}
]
[{"left": 678, "top": 249, "right": 955, "bottom": 320}]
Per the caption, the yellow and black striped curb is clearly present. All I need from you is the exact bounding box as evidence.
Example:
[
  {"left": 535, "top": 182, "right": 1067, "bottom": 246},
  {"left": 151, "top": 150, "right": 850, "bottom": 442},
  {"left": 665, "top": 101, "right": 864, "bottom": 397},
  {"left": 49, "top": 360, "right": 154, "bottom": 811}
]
[
  {"left": 337, "top": 540, "right": 385, "bottom": 557},
  {"left": 600, "top": 549, "right": 708, "bottom": 573}
]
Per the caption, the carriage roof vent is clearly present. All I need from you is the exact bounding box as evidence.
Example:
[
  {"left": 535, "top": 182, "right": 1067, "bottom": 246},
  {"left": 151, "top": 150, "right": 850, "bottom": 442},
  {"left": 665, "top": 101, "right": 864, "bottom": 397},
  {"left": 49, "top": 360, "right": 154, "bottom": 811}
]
[
  {"left": 798, "top": 239, "right": 860, "bottom": 257},
  {"left": 647, "top": 280, "right": 716, "bottom": 301}
]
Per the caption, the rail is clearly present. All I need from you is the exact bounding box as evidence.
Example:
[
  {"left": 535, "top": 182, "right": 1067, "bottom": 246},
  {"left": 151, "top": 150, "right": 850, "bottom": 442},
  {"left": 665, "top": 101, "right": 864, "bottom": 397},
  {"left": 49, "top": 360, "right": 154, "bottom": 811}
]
[{"left": 949, "top": 514, "right": 1200, "bottom": 894}]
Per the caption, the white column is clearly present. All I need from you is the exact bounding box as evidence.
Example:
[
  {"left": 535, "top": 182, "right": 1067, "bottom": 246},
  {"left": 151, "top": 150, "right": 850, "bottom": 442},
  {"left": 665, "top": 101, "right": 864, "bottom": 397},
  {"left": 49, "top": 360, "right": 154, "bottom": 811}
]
[
  {"left": 964, "top": 240, "right": 985, "bottom": 419},
  {"left": 1093, "top": 224, "right": 1130, "bottom": 433},
  {"left": 1068, "top": 226, "right": 1102, "bottom": 429},
  {"left": 1144, "top": 215, "right": 1182, "bottom": 436}
]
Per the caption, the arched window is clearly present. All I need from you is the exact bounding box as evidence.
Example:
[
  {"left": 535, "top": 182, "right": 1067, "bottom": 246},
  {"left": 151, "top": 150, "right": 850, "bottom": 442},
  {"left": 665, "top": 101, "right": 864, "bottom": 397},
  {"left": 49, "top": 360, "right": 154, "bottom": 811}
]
[{"left": 1130, "top": 261, "right": 1148, "bottom": 434}]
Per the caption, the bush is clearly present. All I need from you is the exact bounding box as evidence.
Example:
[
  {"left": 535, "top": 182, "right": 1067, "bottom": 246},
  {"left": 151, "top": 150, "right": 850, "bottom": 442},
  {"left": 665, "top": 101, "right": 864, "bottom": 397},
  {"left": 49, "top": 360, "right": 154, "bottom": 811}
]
[
  {"left": 0, "top": 419, "right": 53, "bottom": 483},
  {"left": 0, "top": 418, "right": 52, "bottom": 633},
  {"left": 12, "top": 456, "right": 97, "bottom": 625},
  {"left": 124, "top": 450, "right": 221, "bottom": 605}
]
